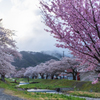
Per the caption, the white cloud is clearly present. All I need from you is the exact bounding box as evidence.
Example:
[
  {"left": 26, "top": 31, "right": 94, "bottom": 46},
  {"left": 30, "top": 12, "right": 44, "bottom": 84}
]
[
  {"left": 0, "top": 0, "right": 70, "bottom": 54},
  {"left": 3, "top": 0, "right": 40, "bottom": 38},
  {"left": 0, "top": 0, "right": 2, "bottom": 3}
]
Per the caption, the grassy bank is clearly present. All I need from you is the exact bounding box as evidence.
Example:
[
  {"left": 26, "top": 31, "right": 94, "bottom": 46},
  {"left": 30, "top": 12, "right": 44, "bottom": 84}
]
[
  {"left": 18, "top": 78, "right": 100, "bottom": 92},
  {"left": 15, "top": 78, "right": 100, "bottom": 98},
  {"left": 0, "top": 78, "right": 86, "bottom": 100},
  {"left": 67, "top": 91, "right": 100, "bottom": 98}
]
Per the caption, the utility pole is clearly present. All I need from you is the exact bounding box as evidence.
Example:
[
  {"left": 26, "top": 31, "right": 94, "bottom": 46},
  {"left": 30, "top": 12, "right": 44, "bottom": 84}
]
[{"left": 63, "top": 51, "right": 64, "bottom": 57}]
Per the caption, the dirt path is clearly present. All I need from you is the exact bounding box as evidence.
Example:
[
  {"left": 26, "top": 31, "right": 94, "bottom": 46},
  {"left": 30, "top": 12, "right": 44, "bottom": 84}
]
[
  {"left": 0, "top": 88, "right": 26, "bottom": 100},
  {"left": 73, "top": 95, "right": 100, "bottom": 100},
  {"left": 65, "top": 93, "right": 100, "bottom": 100}
]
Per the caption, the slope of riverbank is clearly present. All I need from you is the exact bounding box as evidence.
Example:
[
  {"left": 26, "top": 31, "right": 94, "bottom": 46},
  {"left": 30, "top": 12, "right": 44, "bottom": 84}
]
[
  {"left": 17, "top": 78, "right": 100, "bottom": 98},
  {"left": 0, "top": 79, "right": 86, "bottom": 100},
  {"left": 18, "top": 79, "right": 100, "bottom": 93}
]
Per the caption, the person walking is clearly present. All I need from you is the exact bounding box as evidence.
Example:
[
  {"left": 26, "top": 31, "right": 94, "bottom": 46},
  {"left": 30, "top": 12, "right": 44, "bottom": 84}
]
[{"left": 28, "top": 77, "right": 29, "bottom": 82}]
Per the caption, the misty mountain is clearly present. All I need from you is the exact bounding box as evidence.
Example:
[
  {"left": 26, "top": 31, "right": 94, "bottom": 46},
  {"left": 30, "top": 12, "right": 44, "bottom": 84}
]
[{"left": 12, "top": 51, "right": 59, "bottom": 69}]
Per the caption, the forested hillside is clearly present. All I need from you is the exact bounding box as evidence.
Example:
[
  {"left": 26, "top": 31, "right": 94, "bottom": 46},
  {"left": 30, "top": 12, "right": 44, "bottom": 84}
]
[{"left": 12, "top": 51, "right": 58, "bottom": 69}]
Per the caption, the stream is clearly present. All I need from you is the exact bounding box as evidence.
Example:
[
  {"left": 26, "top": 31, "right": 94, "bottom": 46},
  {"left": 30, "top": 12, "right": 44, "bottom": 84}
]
[{"left": 18, "top": 81, "right": 61, "bottom": 93}]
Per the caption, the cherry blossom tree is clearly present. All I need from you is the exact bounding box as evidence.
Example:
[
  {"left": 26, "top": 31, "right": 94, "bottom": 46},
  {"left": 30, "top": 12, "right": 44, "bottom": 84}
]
[
  {"left": 0, "top": 20, "right": 21, "bottom": 81},
  {"left": 61, "top": 57, "right": 80, "bottom": 80},
  {"left": 36, "top": 63, "right": 47, "bottom": 79},
  {"left": 40, "top": 0, "right": 100, "bottom": 83},
  {"left": 14, "top": 68, "right": 26, "bottom": 78},
  {"left": 24, "top": 66, "right": 39, "bottom": 79},
  {"left": 31, "top": 59, "right": 57, "bottom": 79},
  {"left": 44, "top": 59, "right": 57, "bottom": 79},
  {"left": 38, "top": 58, "right": 79, "bottom": 80},
  {"left": 47, "top": 60, "right": 67, "bottom": 79},
  {"left": 24, "top": 59, "right": 59, "bottom": 79},
  {"left": 47, "top": 57, "right": 79, "bottom": 80},
  {"left": 24, "top": 67, "right": 34, "bottom": 78}
]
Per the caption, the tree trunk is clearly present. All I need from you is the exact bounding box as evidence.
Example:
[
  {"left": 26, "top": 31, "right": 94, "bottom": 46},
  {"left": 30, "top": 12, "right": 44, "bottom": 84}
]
[
  {"left": 63, "top": 75, "right": 64, "bottom": 79},
  {"left": 72, "top": 72, "right": 77, "bottom": 80},
  {"left": 35, "top": 76, "right": 38, "bottom": 79},
  {"left": 60, "top": 76, "right": 61, "bottom": 79},
  {"left": 46, "top": 75, "right": 48, "bottom": 79},
  {"left": 40, "top": 73, "right": 44, "bottom": 79},
  {"left": 55, "top": 75, "right": 58, "bottom": 79},
  {"left": 41, "top": 74, "right": 44, "bottom": 79},
  {"left": 1, "top": 74, "right": 5, "bottom": 82},
  {"left": 51, "top": 75, "right": 54, "bottom": 79},
  {"left": 36, "top": 76, "right": 38, "bottom": 79},
  {"left": 73, "top": 75, "right": 76, "bottom": 80},
  {"left": 32, "top": 76, "right": 35, "bottom": 79}
]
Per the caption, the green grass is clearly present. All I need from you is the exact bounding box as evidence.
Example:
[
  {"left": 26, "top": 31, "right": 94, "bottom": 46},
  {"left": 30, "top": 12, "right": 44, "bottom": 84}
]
[
  {"left": 19, "top": 79, "right": 75, "bottom": 89},
  {"left": 14, "top": 78, "right": 100, "bottom": 98},
  {"left": 17, "top": 78, "right": 100, "bottom": 92},
  {"left": 67, "top": 91, "right": 100, "bottom": 98},
  {"left": 0, "top": 78, "right": 86, "bottom": 100},
  {"left": 19, "top": 82, "right": 68, "bottom": 90}
]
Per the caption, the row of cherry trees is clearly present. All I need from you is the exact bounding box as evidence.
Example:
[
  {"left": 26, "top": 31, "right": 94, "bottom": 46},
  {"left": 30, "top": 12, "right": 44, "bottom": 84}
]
[
  {"left": 14, "top": 57, "right": 80, "bottom": 80},
  {"left": 0, "top": 19, "right": 81, "bottom": 81}
]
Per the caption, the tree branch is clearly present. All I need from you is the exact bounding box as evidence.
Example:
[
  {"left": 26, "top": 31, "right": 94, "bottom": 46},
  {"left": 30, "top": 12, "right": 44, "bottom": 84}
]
[{"left": 89, "top": 0, "right": 100, "bottom": 38}]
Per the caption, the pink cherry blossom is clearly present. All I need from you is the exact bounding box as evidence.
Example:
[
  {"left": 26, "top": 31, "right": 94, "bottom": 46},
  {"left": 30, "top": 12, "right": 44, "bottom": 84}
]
[
  {"left": 24, "top": 58, "right": 80, "bottom": 80},
  {"left": 40, "top": 0, "right": 100, "bottom": 83},
  {"left": 92, "top": 78, "right": 98, "bottom": 84}
]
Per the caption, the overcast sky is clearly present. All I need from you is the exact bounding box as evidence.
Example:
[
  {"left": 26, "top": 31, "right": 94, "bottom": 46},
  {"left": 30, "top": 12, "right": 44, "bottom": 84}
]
[{"left": 0, "top": 0, "right": 70, "bottom": 55}]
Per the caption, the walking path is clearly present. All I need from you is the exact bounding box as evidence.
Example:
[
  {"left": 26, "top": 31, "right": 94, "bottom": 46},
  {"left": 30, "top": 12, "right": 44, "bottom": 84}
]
[
  {"left": 65, "top": 93, "right": 100, "bottom": 100},
  {"left": 48, "top": 92, "right": 100, "bottom": 100},
  {"left": 0, "top": 88, "right": 26, "bottom": 100}
]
